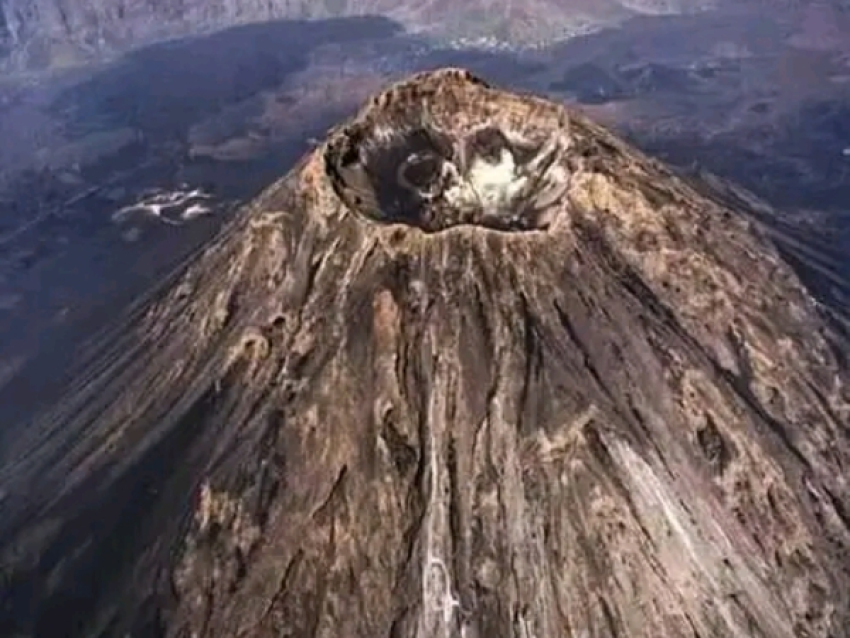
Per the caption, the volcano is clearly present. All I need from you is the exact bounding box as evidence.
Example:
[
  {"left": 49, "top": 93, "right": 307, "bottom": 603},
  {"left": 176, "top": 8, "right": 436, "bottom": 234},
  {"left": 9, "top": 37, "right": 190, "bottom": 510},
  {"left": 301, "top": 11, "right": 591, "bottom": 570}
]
[{"left": 3, "top": 68, "right": 850, "bottom": 638}]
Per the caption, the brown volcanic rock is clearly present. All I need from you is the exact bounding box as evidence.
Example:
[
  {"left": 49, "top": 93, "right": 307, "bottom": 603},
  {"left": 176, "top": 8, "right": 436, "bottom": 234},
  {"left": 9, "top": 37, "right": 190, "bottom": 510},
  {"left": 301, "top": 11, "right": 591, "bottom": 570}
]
[{"left": 4, "top": 68, "right": 850, "bottom": 637}]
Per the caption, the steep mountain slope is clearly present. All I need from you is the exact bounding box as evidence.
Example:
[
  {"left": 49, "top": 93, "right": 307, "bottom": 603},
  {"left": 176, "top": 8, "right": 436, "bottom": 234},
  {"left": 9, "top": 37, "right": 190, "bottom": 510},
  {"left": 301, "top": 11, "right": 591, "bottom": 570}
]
[{"left": 3, "top": 68, "right": 850, "bottom": 637}]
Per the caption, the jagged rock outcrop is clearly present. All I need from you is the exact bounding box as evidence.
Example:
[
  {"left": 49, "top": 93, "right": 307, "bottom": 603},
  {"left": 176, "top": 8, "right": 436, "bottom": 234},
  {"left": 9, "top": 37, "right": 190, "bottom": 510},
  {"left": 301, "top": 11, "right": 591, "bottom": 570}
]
[{"left": 3, "top": 68, "right": 850, "bottom": 638}]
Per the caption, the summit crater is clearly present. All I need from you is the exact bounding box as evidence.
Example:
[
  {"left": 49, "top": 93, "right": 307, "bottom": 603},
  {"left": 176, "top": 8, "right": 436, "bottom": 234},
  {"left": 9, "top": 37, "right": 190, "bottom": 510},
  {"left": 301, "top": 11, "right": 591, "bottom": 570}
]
[{"left": 324, "top": 69, "right": 575, "bottom": 232}]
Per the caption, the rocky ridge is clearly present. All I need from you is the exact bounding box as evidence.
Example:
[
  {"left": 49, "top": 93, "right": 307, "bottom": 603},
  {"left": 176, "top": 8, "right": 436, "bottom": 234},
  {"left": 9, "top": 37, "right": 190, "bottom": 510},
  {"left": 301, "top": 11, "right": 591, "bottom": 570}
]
[{"left": 2, "top": 68, "right": 850, "bottom": 637}]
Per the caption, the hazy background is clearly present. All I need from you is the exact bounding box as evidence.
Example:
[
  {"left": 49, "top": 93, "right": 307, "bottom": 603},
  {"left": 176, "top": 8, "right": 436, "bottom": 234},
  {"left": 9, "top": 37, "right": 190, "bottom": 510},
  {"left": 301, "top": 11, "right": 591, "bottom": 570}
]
[{"left": 0, "top": 0, "right": 849, "bottom": 433}]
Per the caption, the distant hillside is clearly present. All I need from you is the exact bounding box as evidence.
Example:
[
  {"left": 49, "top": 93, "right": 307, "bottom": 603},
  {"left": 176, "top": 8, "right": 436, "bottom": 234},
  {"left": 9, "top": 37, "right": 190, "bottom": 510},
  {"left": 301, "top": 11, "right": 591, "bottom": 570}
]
[{"left": 0, "top": 0, "right": 718, "bottom": 72}]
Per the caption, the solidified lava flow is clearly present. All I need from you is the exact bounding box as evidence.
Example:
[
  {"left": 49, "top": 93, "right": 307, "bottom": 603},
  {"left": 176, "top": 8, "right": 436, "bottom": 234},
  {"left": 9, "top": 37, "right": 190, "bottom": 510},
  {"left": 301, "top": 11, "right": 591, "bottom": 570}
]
[{"left": 3, "top": 68, "right": 850, "bottom": 638}]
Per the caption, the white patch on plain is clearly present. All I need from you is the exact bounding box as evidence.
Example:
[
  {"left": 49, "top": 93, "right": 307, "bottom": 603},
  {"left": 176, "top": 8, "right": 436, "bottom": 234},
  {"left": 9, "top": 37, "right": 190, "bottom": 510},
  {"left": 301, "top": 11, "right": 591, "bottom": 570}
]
[
  {"left": 111, "top": 187, "right": 215, "bottom": 226},
  {"left": 182, "top": 203, "right": 213, "bottom": 220}
]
